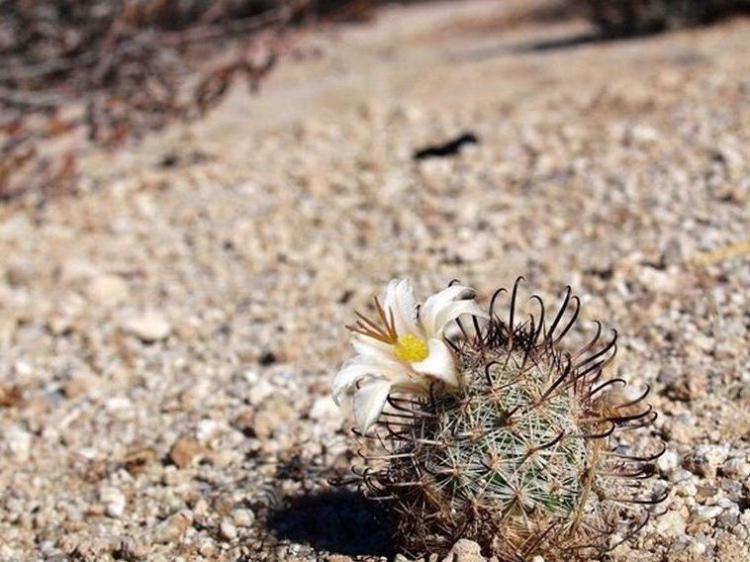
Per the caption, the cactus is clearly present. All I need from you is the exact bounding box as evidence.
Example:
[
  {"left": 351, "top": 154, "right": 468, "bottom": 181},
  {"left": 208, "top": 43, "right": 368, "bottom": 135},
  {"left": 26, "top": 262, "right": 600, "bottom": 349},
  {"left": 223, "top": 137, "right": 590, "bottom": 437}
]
[{"left": 348, "top": 280, "right": 666, "bottom": 560}]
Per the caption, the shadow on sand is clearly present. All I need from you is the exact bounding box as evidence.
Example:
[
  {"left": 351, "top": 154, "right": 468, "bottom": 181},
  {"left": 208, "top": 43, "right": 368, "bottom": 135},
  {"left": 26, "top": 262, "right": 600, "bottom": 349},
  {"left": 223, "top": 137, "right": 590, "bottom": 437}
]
[
  {"left": 267, "top": 488, "right": 396, "bottom": 557},
  {"left": 453, "top": 30, "right": 650, "bottom": 63}
]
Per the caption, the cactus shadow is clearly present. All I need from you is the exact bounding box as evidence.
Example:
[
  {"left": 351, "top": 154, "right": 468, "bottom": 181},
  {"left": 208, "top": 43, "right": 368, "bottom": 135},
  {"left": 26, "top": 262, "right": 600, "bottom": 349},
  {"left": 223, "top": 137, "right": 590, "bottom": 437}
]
[{"left": 267, "top": 488, "right": 396, "bottom": 557}]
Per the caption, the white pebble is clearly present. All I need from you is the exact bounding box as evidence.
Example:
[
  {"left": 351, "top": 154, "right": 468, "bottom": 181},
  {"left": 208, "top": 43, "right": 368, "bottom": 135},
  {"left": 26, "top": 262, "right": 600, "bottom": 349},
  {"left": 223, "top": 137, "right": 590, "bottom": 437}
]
[
  {"left": 87, "top": 274, "right": 129, "bottom": 306},
  {"left": 231, "top": 508, "right": 255, "bottom": 527},
  {"left": 657, "top": 449, "right": 679, "bottom": 473},
  {"left": 694, "top": 505, "right": 723, "bottom": 522},
  {"left": 656, "top": 510, "right": 687, "bottom": 537},
  {"left": 196, "top": 419, "right": 224, "bottom": 443},
  {"left": 220, "top": 519, "right": 238, "bottom": 541},
  {"left": 4, "top": 424, "right": 32, "bottom": 462},
  {"left": 123, "top": 311, "right": 172, "bottom": 342},
  {"left": 248, "top": 380, "right": 275, "bottom": 406},
  {"left": 101, "top": 488, "right": 126, "bottom": 519}
]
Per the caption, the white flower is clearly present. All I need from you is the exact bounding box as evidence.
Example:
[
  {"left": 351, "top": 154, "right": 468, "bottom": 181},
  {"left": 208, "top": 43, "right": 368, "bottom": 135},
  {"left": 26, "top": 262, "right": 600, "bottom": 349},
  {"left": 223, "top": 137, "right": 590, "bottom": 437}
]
[{"left": 332, "top": 278, "right": 487, "bottom": 433}]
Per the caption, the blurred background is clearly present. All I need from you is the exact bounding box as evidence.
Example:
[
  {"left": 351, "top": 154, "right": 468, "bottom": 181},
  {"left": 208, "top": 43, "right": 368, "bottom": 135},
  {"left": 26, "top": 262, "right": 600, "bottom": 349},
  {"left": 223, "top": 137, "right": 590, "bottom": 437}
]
[{"left": 3, "top": 0, "right": 750, "bottom": 199}]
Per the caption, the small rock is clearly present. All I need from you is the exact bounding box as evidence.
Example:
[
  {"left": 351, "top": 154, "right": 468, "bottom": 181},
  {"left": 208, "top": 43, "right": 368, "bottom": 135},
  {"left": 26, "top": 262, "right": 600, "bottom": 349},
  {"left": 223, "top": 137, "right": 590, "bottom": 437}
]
[
  {"left": 153, "top": 511, "right": 192, "bottom": 543},
  {"left": 62, "top": 378, "right": 89, "bottom": 400},
  {"left": 47, "top": 314, "right": 75, "bottom": 336},
  {"left": 721, "top": 457, "right": 750, "bottom": 479},
  {"left": 123, "top": 447, "right": 158, "bottom": 476},
  {"left": 655, "top": 510, "right": 687, "bottom": 537},
  {"left": 169, "top": 437, "right": 205, "bottom": 468},
  {"left": 248, "top": 379, "right": 275, "bottom": 406},
  {"left": 209, "top": 449, "right": 241, "bottom": 468},
  {"left": 328, "top": 555, "right": 355, "bottom": 562},
  {"left": 118, "top": 537, "right": 149, "bottom": 560},
  {"left": 231, "top": 508, "right": 255, "bottom": 527},
  {"left": 309, "top": 396, "right": 343, "bottom": 431},
  {"left": 123, "top": 311, "right": 172, "bottom": 342},
  {"left": 211, "top": 493, "right": 234, "bottom": 516},
  {"left": 232, "top": 408, "right": 255, "bottom": 434},
  {"left": 684, "top": 445, "right": 730, "bottom": 478},
  {"left": 5, "top": 263, "right": 34, "bottom": 286},
  {"left": 718, "top": 507, "right": 741, "bottom": 528},
  {"left": 689, "top": 540, "right": 707, "bottom": 556},
  {"left": 253, "top": 395, "right": 296, "bottom": 439},
  {"left": 252, "top": 410, "right": 278, "bottom": 440},
  {"left": 4, "top": 424, "right": 32, "bottom": 462},
  {"left": 107, "top": 396, "right": 133, "bottom": 411},
  {"left": 309, "top": 396, "right": 340, "bottom": 421},
  {"left": 667, "top": 419, "right": 697, "bottom": 444},
  {"left": 0, "top": 384, "right": 23, "bottom": 408},
  {"left": 714, "top": 145, "right": 744, "bottom": 175},
  {"left": 442, "top": 539, "right": 484, "bottom": 562},
  {"left": 230, "top": 368, "right": 260, "bottom": 396},
  {"left": 695, "top": 484, "right": 718, "bottom": 502},
  {"left": 198, "top": 538, "right": 217, "bottom": 557},
  {"left": 657, "top": 449, "right": 680, "bottom": 474},
  {"left": 219, "top": 518, "right": 238, "bottom": 541},
  {"left": 631, "top": 124, "right": 660, "bottom": 144},
  {"left": 721, "top": 478, "right": 743, "bottom": 501},
  {"left": 14, "top": 360, "right": 33, "bottom": 376},
  {"left": 693, "top": 505, "right": 724, "bottom": 523},
  {"left": 87, "top": 274, "right": 129, "bottom": 306},
  {"left": 638, "top": 266, "right": 677, "bottom": 293},
  {"left": 193, "top": 499, "right": 210, "bottom": 522},
  {"left": 100, "top": 487, "right": 126, "bottom": 519},
  {"left": 178, "top": 381, "right": 209, "bottom": 411},
  {"left": 196, "top": 419, "right": 224, "bottom": 443},
  {"left": 59, "top": 259, "right": 99, "bottom": 282},
  {"left": 674, "top": 475, "right": 698, "bottom": 499}
]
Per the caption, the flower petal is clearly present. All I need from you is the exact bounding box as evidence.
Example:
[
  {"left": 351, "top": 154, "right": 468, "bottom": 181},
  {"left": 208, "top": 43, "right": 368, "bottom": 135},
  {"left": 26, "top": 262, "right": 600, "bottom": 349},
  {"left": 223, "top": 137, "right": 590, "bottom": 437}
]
[
  {"left": 382, "top": 278, "right": 419, "bottom": 336},
  {"left": 433, "top": 299, "right": 488, "bottom": 336},
  {"left": 410, "top": 338, "right": 458, "bottom": 387},
  {"left": 353, "top": 378, "right": 392, "bottom": 433},
  {"left": 332, "top": 355, "right": 407, "bottom": 405},
  {"left": 420, "top": 284, "right": 487, "bottom": 337}
]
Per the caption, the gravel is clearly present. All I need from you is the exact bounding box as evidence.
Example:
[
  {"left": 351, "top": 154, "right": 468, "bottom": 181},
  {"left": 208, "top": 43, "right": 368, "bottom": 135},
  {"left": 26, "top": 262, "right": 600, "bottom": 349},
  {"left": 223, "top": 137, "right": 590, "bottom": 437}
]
[{"left": 0, "top": 0, "right": 749, "bottom": 560}]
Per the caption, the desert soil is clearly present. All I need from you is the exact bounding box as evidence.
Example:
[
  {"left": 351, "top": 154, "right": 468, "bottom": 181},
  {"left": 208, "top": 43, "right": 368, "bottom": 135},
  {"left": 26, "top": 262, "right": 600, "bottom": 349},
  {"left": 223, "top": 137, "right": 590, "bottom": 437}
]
[{"left": 0, "top": 0, "right": 749, "bottom": 561}]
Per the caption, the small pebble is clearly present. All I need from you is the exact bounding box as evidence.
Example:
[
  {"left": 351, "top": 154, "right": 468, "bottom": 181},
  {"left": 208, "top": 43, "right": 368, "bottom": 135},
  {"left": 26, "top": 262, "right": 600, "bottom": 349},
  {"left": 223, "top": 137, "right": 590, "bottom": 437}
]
[
  {"left": 442, "top": 539, "right": 484, "bottom": 562},
  {"left": 118, "top": 537, "right": 149, "bottom": 560},
  {"left": 87, "top": 274, "right": 129, "bottom": 306},
  {"left": 169, "top": 437, "right": 205, "bottom": 469},
  {"left": 219, "top": 518, "right": 238, "bottom": 541},
  {"left": 153, "top": 511, "right": 192, "bottom": 543},
  {"left": 694, "top": 505, "right": 724, "bottom": 522},
  {"left": 123, "top": 311, "right": 172, "bottom": 342},
  {"left": 100, "top": 487, "right": 126, "bottom": 519},
  {"left": 231, "top": 508, "right": 255, "bottom": 527},
  {"left": 4, "top": 424, "right": 32, "bottom": 462}
]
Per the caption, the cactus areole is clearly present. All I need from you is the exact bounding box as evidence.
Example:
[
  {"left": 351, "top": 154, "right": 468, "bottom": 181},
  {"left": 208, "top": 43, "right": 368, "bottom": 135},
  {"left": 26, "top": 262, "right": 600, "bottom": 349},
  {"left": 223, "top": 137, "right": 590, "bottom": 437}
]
[{"left": 335, "top": 279, "right": 667, "bottom": 560}]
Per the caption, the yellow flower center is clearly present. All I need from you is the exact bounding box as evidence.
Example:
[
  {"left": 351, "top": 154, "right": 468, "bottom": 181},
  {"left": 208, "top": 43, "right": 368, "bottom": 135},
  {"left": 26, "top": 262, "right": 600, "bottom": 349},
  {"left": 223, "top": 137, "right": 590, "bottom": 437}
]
[{"left": 393, "top": 334, "right": 429, "bottom": 363}]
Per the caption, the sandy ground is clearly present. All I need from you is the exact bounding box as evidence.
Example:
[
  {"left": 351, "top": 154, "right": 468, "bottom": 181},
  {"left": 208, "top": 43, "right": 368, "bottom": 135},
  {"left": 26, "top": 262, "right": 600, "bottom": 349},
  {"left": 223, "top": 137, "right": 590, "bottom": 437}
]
[{"left": 0, "top": 0, "right": 749, "bottom": 560}]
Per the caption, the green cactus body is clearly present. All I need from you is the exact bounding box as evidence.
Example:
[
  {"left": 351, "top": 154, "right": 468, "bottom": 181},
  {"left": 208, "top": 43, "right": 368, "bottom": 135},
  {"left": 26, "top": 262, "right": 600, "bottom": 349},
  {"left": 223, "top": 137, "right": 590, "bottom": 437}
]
[{"left": 355, "top": 281, "right": 666, "bottom": 560}]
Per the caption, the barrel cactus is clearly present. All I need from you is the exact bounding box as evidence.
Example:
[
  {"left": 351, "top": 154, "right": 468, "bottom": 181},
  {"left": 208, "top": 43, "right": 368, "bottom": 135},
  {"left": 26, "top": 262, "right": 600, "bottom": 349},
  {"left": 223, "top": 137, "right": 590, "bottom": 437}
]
[{"left": 333, "top": 279, "right": 667, "bottom": 560}]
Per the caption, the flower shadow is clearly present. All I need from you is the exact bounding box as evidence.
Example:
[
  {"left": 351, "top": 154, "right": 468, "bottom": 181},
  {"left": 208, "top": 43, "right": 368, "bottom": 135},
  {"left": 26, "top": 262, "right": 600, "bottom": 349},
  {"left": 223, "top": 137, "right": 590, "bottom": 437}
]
[{"left": 266, "top": 488, "right": 396, "bottom": 558}]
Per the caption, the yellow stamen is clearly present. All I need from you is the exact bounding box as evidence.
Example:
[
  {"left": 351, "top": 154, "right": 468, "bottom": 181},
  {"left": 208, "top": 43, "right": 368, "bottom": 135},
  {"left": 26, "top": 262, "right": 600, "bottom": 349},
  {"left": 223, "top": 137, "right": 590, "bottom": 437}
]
[
  {"left": 346, "top": 297, "right": 398, "bottom": 344},
  {"left": 393, "top": 334, "right": 429, "bottom": 363}
]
